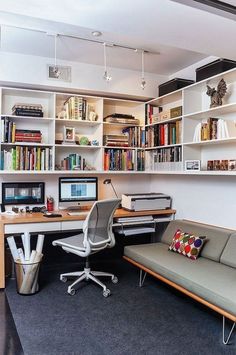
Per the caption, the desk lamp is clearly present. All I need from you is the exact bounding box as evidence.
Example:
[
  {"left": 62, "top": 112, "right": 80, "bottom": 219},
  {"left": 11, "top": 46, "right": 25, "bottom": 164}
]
[{"left": 103, "top": 179, "right": 118, "bottom": 198}]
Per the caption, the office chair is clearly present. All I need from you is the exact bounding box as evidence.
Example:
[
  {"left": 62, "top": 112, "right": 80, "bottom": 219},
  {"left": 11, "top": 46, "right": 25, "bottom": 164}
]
[{"left": 52, "top": 198, "right": 121, "bottom": 297}]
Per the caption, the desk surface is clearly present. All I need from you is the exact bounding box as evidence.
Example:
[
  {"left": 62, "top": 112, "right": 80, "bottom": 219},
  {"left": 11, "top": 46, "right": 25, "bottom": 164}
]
[
  {"left": 0, "top": 208, "right": 176, "bottom": 288},
  {"left": 0, "top": 208, "right": 176, "bottom": 225}
]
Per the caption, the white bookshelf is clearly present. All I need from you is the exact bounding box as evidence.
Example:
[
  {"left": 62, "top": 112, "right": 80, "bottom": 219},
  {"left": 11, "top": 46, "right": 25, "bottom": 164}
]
[
  {"left": 145, "top": 67, "right": 236, "bottom": 175},
  {"left": 0, "top": 87, "right": 145, "bottom": 173},
  {"left": 2, "top": 66, "right": 236, "bottom": 176}
]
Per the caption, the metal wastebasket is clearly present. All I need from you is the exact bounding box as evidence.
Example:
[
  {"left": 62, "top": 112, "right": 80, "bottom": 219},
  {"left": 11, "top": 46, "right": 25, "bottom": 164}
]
[{"left": 14, "top": 259, "right": 42, "bottom": 295}]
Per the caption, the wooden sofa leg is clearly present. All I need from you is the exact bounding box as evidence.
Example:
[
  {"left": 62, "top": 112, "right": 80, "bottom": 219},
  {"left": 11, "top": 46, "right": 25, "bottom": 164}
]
[
  {"left": 139, "top": 269, "right": 147, "bottom": 287},
  {"left": 223, "top": 316, "right": 236, "bottom": 345}
]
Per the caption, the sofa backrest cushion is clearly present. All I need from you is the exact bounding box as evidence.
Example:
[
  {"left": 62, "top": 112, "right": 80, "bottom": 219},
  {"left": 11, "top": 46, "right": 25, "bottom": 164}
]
[
  {"left": 220, "top": 233, "right": 236, "bottom": 268},
  {"left": 161, "top": 220, "right": 232, "bottom": 262}
]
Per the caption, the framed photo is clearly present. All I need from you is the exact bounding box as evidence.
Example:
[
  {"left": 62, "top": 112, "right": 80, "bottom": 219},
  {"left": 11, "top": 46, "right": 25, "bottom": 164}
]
[
  {"left": 184, "top": 160, "right": 200, "bottom": 171},
  {"left": 64, "top": 126, "right": 75, "bottom": 142}
]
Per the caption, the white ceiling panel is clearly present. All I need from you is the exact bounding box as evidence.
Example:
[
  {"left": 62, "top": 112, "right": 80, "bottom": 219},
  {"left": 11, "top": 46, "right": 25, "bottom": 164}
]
[{"left": 0, "top": 0, "right": 235, "bottom": 75}]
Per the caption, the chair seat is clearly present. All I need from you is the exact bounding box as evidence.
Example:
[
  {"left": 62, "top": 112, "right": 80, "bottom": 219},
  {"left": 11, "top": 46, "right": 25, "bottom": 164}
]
[{"left": 53, "top": 234, "right": 85, "bottom": 250}]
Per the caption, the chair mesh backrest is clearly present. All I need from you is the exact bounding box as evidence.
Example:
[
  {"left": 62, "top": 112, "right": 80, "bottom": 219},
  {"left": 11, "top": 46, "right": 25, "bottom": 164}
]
[{"left": 85, "top": 199, "right": 120, "bottom": 247}]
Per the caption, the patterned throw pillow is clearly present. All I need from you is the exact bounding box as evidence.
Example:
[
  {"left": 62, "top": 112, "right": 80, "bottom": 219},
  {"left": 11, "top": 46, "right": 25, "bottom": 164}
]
[{"left": 169, "top": 229, "right": 206, "bottom": 260}]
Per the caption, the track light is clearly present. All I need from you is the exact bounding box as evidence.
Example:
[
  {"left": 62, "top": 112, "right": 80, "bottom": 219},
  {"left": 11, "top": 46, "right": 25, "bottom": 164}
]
[
  {"left": 141, "top": 50, "right": 146, "bottom": 90},
  {"left": 103, "top": 43, "right": 112, "bottom": 82},
  {"left": 53, "top": 34, "right": 61, "bottom": 78}
]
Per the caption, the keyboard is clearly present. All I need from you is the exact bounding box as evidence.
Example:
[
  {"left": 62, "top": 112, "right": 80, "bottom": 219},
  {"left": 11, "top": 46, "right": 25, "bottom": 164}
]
[{"left": 67, "top": 211, "right": 89, "bottom": 216}]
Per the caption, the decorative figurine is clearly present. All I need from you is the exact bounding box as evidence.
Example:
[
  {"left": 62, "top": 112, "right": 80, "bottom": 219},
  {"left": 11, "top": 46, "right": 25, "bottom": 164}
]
[{"left": 206, "top": 78, "right": 227, "bottom": 108}]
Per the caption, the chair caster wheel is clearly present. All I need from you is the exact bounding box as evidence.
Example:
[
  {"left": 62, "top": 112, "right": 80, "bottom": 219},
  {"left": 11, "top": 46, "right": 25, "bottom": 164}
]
[
  {"left": 112, "top": 276, "right": 118, "bottom": 284},
  {"left": 68, "top": 288, "right": 76, "bottom": 296},
  {"left": 60, "top": 276, "right": 67, "bottom": 283},
  {"left": 103, "top": 289, "right": 111, "bottom": 298}
]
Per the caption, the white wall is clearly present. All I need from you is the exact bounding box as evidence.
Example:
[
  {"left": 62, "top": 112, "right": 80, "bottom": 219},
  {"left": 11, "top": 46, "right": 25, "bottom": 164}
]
[
  {"left": 150, "top": 175, "right": 236, "bottom": 229},
  {"left": 0, "top": 51, "right": 167, "bottom": 99}
]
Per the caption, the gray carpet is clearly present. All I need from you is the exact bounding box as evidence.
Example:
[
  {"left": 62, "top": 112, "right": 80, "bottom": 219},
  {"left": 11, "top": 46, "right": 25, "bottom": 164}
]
[{"left": 6, "top": 260, "right": 236, "bottom": 355}]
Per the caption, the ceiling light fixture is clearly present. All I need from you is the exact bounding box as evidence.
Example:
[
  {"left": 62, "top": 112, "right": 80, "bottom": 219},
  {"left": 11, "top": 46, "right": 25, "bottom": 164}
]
[
  {"left": 141, "top": 50, "right": 146, "bottom": 90},
  {"left": 92, "top": 31, "right": 102, "bottom": 37},
  {"left": 53, "top": 34, "right": 61, "bottom": 78},
  {"left": 103, "top": 43, "right": 112, "bottom": 82}
]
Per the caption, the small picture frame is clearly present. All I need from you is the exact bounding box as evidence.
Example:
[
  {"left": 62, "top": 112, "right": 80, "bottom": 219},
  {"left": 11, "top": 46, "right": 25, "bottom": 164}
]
[
  {"left": 184, "top": 160, "right": 201, "bottom": 171},
  {"left": 64, "top": 127, "right": 75, "bottom": 142}
]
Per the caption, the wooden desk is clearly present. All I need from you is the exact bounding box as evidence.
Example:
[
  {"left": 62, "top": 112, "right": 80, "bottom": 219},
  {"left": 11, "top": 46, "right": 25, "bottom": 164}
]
[{"left": 0, "top": 208, "right": 175, "bottom": 288}]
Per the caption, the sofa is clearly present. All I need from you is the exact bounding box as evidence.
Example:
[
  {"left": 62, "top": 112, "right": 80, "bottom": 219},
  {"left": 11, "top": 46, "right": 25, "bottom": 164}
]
[{"left": 123, "top": 219, "right": 236, "bottom": 345}]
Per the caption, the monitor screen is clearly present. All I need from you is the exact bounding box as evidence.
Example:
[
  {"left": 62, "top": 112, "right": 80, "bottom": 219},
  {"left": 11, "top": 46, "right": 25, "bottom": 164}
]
[
  {"left": 2, "top": 182, "right": 45, "bottom": 205},
  {"left": 59, "top": 177, "right": 98, "bottom": 203}
]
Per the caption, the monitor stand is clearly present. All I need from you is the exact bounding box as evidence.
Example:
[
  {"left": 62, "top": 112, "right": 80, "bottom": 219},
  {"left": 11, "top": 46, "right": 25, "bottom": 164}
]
[
  {"left": 59, "top": 203, "right": 90, "bottom": 212},
  {"left": 67, "top": 205, "right": 83, "bottom": 211}
]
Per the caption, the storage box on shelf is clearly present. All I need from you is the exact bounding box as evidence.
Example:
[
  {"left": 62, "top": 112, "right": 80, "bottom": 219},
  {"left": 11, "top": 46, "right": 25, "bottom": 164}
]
[{"left": 182, "top": 67, "right": 236, "bottom": 173}]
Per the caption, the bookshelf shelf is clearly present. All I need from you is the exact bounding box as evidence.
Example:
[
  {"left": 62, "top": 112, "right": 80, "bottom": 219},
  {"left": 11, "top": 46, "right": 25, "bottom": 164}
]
[
  {"left": 55, "top": 144, "right": 101, "bottom": 149},
  {"left": 103, "top": 146, "right": 139, "bottom": 150},
  {"left": 183, "top": 137, "right": 236, "bottom": 146},
  {"left": 55, "top": 119, "right": 101, "bottom": 126},
  {"left": 103, "top": 122, "right": 140, "bottom": 128},
  {"left": 1, "top": 142, "right": 54, "bottom": 147},
  {"left": 145, "top": 143, "right": 182, "bottom": 150},
  {"left": 0, "top": 114, "right": 54, "bottom": 122}
]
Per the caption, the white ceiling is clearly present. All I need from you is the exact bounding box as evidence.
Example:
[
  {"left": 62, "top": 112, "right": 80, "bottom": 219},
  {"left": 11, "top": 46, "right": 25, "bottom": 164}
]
[{"left": 0, "top": 0, "right": 235, "bottom": 75}]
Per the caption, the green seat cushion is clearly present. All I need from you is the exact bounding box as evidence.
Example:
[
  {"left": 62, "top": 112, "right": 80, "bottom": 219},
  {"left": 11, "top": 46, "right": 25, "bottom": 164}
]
[
  {"left": 161, "top": 220, "right": 233, "bottom": 262},
  {"left": 220, "top": 233, "right": 236, "bottom": 268},
  {"left": 124, "top": 242, "right": 236, "bottom": 316}
]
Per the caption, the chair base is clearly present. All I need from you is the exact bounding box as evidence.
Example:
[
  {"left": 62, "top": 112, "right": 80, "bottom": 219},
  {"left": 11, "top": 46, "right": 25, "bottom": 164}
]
[{"left": 60, "top": 267, "right": 118, "bottom": 297}]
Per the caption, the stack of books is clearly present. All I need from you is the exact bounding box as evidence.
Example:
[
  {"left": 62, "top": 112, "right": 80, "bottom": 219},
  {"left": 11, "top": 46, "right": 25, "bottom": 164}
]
[
  {"left": 15, "top": 130, "right": 42, "bottom": 143},
  {"left": 103, "top": 134, "right": 129, "bottom": 147},
  {"left": 103, "top": 113, "right": 140, "bottom": 125},
  {"left": 12, "top": 103, "right": 43, "bottom": 117}
]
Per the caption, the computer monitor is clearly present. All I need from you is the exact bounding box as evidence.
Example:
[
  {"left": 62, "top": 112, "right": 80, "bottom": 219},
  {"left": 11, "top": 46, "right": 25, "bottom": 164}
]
[{"left": 59, "top": 177, "right": 98, "bottom": 210}]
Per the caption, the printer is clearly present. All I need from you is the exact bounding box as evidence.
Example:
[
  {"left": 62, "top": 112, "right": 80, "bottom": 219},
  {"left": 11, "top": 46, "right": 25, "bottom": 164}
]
[{"left": 121, "top": 193, "right": 172, "bottom": 211}]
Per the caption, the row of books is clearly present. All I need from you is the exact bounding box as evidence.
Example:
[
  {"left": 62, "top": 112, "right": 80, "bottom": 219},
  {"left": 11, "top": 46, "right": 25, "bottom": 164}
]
[
  {"left": 12, "top": 103, "right": 44, "bottom": 117},
  {"left": 193, "top": 118, "right": 230, "bottom": 142},
  {"left": 0, "top": 117, "right": 42, "bottom": 143},
  {"left": 145, "top": 104, "right": 159, "bottom": 125},
  {"left": 122, "top": 127, "right": 145, "bottom": 147},
  {"left": 1, "top": 147, "right": 53, "bottom": 171},
  {"left": 59, "top": 154, "right": 87, "bottom": 171},
  {"left": 137, "top": 150, "right": 145, "bottom": 171},
  {"left": 145, "top": 147, "right": 182, "bottom": 171},
  {"left": 145, "top": 120, "right": 182, "bottom": 147},
  {"left": 104, "top": 149, "right": 135, "bottom": 171},
  {"left": 64, "top": 97, "right": 89, "bottom": 121}
]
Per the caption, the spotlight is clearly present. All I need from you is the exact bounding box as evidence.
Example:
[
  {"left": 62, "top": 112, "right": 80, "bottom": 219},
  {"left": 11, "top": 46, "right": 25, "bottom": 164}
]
[{"left": 103, "top": 43, "right": 112, "bottom": 82}]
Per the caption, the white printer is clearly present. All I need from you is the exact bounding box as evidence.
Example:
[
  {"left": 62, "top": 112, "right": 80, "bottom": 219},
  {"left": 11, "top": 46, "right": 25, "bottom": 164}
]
[{"left": 121, "top": 193, "right": 172, "bottom": 211}]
